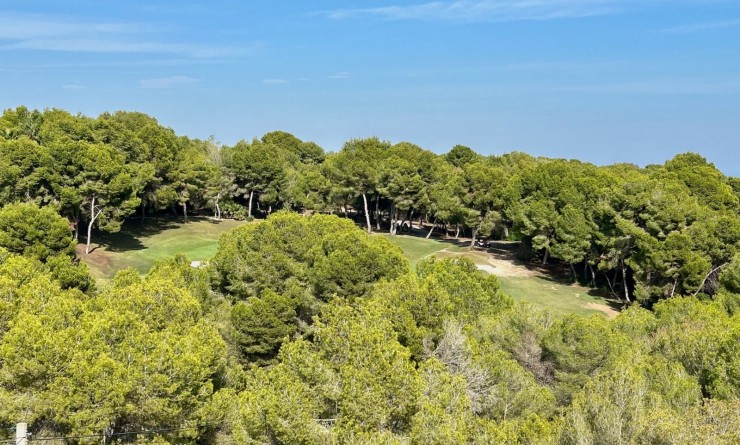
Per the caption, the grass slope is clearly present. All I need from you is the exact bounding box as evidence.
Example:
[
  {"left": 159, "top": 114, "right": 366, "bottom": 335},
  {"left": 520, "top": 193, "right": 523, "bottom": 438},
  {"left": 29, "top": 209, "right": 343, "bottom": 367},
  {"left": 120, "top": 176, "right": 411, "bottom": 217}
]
[
  {"left": 382, "top": 234, "right": 467, "bottom": 267},
  {"left": 80, "top": 217, "right": 245, "bottom": 282},
  {"left": 80, "top": 219, "right": 620, "bottom": 317},
  {"left": 383, "top": 234, "right": 621, "bottom": 318}
]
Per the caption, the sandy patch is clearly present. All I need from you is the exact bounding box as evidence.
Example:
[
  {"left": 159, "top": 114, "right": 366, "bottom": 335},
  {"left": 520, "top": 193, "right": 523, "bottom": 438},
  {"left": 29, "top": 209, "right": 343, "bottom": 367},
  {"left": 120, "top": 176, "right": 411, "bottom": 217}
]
[
  {"left": 439, "top": 248, "right": 538, "bottom": 278},
  {"left": 584, "top": 302, "right": 620, "bottom": 319},
  {"left": 476, "top": 264, "right": 496, "bottom": 274}
]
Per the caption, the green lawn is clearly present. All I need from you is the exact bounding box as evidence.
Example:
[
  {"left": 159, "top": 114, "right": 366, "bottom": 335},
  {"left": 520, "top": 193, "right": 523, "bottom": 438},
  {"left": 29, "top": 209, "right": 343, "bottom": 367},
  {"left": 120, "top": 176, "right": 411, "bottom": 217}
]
[
  {"left": 80, "top": 221, "right": 621, "bottom": 317},
  {"left": 378, "top": 233, "right": 467, "bottom": 267},
  {"left": 498, "top": 276, "right": 621, "bottom": 317},
  {"left": 383, "top": 234, "right": 621, "bottom": 318},
  {"left": 80, "top": 217, "right": 245, "bottom": 282}
]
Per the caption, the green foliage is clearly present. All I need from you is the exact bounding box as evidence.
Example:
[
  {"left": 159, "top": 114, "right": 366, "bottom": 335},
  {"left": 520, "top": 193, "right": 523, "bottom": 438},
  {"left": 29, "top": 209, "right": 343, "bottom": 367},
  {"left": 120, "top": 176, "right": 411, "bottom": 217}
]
[
  {"left": 719, "top": 254, "right": 740, "bottom": 293},
  {"left": 651, "top": 297, "right": 734, "bottom": 393},
  {"left": 2, "top": 106, "right": 740, "bottom": 443},
  {"left": 148, "top": 253, "right": 212, "bottom": 308},
  {"left": 234, "top": 362, "right": 328, "bottom": 445},
  {"left": 214, "top": 211, "right": 408, "bottom": 305},
  {"left": 261, "top": 130, "right": 325, "bottom": 164},
  {"left": 0, "top": 202, "right": 75, "bottom": 261},
  {"left": 542, "top": 315, "right": 627, "bottom": 402},
  {"left": 231, "top": 290, "right": 296, "bottom": 364},
  {"left": 445, "top": 144, "right": 480, "bottom": 168},
  {"left": 45, "top": 252, "right": 95, "bottom": 291},
  {"left": 0, "top": 265, "right": 227, "bottom": 441},
  {"left": 416, "top": 256, "right": 512, "bottom": 323},
  {"left": 314, "top": 300, "right": 420, "bottom": 433},
  {"left": 410, "top": 358, "right": 474, "bottom": 444},
  {"left": 310, "top": 230, "right": 408, "bottom": 300},
  {"left": 562, "top": 363, "right": 650, "bottom": 445}
]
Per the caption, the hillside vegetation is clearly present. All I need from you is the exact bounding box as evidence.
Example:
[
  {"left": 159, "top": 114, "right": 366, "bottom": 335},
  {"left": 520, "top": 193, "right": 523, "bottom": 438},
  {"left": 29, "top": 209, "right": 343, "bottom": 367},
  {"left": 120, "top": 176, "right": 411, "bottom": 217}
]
[{"left": 0, "top": 107, "right": 738, "bottom": 443}]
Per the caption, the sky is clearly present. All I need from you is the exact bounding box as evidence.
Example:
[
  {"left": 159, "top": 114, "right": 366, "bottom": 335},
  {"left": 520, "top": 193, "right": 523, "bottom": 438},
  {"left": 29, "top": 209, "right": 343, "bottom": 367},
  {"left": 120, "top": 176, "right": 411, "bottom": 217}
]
[{"left": 1, "top": 1, "right": 739, "bottom": 175}]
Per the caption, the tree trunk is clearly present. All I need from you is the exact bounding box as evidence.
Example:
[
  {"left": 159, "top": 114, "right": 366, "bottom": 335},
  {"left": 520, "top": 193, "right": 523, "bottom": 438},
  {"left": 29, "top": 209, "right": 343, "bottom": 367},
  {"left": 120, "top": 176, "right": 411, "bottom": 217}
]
[
  {"left": 214, "top": 193, "right": 221, "bottom": 219},
  {"left": 140, "top": 200, "right": 146, "bottom": 224},
  {"left": 692, "top": 263, "right": 730, "bottom": 297},
  {"left": 362, "top": 192, "right": 372, "bottom": 233},
  {"left": 621, "top": 260, "right": 631, "bottom": 303},
  {"left": 375, "top": 193, "right": 381, "bottom": 231},
  {"left": 182, "top": 200, "right": 188, "bottom": 222},
  {"left": 248, "top": 190, "right": 254, "bottom": 218},
  {"left": 470, "top": 227, "right": 478, "bottom": 248},
  {"left": 570, "top": 263, "right": 577, "bottom": 281},
  {"left": 542, "top": 249, "right": 549, "bottom": 265},
  {"left": 389, "top": 202, "right": 395, "bottom": 235},
  {"left": 455, "top": 224, "right": 460, "bottom": 238},
  {"left": 426, "top": 218, "right": 437, "bottom": 239},
  {"left": 503, "top": 225, "right": 509, "bottom": 239},
  {"left": 85, "top": 196, "right": 102, "bottom": 255},
  {"left": 589, "top": 264, "right": 596, "bottom": 288},
  {"left": 604, "top": 271, "right": 617, "bottom": 298},
  {"left": 396, "top": 211, "right": 408, "bottom": 233}
]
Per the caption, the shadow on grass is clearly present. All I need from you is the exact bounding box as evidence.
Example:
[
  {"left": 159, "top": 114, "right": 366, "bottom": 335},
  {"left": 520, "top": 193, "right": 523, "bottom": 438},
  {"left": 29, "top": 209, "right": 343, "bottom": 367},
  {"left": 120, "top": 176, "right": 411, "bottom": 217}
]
[
  {"left": 583, "top": 287, "right": 626, "bottom": 311},
  {"left": 87, "top": 229, "right": 147, "bottom": 252},
  {"left": 91, "top": 215, "right": 239, "bottom": 253},
  {"left": 85, "top": 216, "right": 202, "bottom": 253}
]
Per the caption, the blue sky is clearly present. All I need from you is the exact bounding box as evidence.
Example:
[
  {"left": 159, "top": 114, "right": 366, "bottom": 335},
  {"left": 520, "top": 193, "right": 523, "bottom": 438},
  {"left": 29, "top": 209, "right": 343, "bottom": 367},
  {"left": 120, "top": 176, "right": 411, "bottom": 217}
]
[{"left": 1, "top": 1, "right": 739, "bottom": 174}]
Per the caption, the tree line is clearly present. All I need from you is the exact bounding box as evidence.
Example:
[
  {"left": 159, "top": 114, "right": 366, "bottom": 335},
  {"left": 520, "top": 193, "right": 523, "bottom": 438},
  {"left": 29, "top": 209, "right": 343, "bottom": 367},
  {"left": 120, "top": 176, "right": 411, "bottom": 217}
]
[{"left": 1, "top": 106, "right": 739, "bottom": 306}]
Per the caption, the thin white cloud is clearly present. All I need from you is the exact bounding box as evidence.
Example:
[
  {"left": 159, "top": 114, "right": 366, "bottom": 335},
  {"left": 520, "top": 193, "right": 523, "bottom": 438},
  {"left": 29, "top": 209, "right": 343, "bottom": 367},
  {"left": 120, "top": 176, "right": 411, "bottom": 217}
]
[
  {"left": 0, "top": 13, "right": 246, "bottom": 58},
  {"left": 657, "top": 19, "right": 740, "bottom": 34},
  {"left": 0, "top": 39, "right": 240, "bottom": 58},
  {"left": 139, "top": 76, "right": 199, "bottom": 89},
  {"left": 62, "top": 84, "right": 86, "bottom": 90},
  {"left": 329, "top": 72, "right": 350, "bottom": 79},
  {"left": 262, "top": 79, "right": 289, "bottom": 85},
  {"left": 0, "top": 14, "right": 147, "bottom": 40},
  {"left": 324, "top": 0, "right": 634, "bottom": 22}
]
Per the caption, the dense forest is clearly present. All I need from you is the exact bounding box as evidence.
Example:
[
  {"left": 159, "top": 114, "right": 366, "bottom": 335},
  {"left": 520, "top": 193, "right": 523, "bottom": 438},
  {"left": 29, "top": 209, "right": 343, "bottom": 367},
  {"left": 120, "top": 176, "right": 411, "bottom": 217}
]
[{"left": 0, "top": 106, "right": 738, "bottom": 444}]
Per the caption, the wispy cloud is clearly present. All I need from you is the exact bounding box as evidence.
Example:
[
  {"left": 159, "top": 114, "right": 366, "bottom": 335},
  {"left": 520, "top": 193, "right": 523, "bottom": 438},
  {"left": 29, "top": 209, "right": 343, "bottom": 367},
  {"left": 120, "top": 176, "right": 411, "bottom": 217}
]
[
  {"left": 323, "top": 0, "right": 637, "bottom": 23},
  {"left": 329, "top": 72, "right": 350, "bottom": 79},
  {"left": 62, "top": 84, "right": 86, "bottom": 90},
  {"left": 0, "top": 14, "right": 148, "bottom": 40},
  {"left": 262, "top": 78, "right": 289, "bottom": 85},
  {"left": 657, "top": 19, "right": 740, "bottom": 34},
  {"left": 139, "top": 76, "right": 199, "bottom": 89},
  {"left": 0, "top": 13, "right": 247, "bottom": 58}
]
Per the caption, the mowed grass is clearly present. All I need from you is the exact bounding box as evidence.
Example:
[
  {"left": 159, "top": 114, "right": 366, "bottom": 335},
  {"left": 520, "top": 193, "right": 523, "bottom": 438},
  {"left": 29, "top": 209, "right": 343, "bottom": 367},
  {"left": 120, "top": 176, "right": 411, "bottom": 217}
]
[
  {"left": 497, "top": 276, "right": 620, "bottom": 317},
  {"left": 383, "top": 234, "right": 621, "bottom": 318},
  {"left": 80, "top": 217, "right": 245, "bottom": 282},
  {"left": 80, "top": 220, "right": 621, "bottom": 317},
  {"left": 379, "top": 233, "right": 467, "bottom": 267}
]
